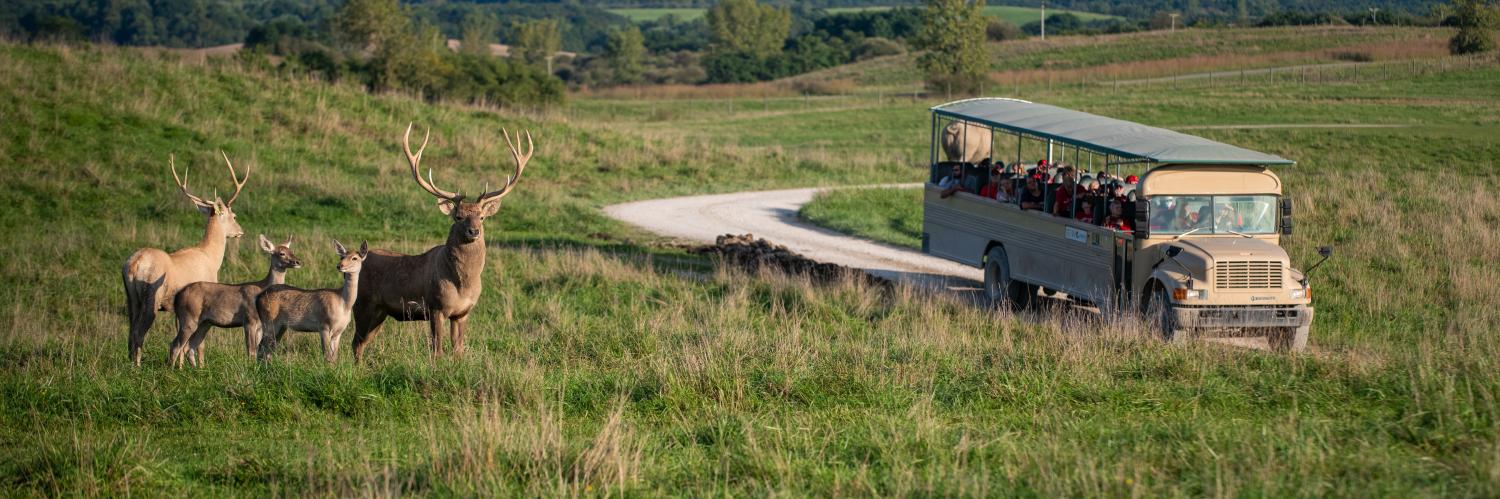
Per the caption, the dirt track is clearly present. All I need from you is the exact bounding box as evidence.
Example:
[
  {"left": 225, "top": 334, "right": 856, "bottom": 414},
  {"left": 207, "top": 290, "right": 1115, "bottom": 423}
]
[{"left": 604, "top": 185, "right": 982, "bottom": 290}]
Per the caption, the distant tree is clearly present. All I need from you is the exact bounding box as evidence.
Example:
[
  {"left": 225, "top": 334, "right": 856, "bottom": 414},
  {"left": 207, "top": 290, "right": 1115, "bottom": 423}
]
[
  {"left": 1450, "top": 0, "right": 1498, "bottom": 54},
  {"left": 460, "top": 13, "right": 497, "bottom": 56},
  {"left": 604, "top": 26, "right": 646, "bottom": 84},
  {"left": 334, "top": 0, "right": 406, "bottom": 52},
  {"left": 512, "top": 18, "right": 562, "bottom": 72},
  {"left": 705, "top": 0, "right": 791, "bottom": 57},
  {"left": 916, "top": 0, "right": 990, "bottom": 96},
  {"left": 853, "top": 37, "right": 906, "bottom": 60}
]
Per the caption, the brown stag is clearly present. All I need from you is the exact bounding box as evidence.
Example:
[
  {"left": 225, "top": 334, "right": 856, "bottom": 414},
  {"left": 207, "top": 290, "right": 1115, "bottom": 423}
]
[
  {"left": 121, "top": 153, "right": 249, "bottom": 366},
  {"left": 349, "top": 124, "right": 532, "bottom": 361}
]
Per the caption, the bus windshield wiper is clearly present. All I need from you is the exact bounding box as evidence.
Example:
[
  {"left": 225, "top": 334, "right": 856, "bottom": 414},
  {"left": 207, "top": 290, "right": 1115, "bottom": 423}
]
[
  {"left": 1173, "top": 227, "right": 1203, "bottom": 240},
  {"left": 1223, "top": 229, "right": 1253, "bottom": 238}
]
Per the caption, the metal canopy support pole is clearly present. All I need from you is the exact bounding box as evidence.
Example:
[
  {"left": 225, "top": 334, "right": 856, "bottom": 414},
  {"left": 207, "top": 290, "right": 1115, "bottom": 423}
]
[
  {"left": 1047, "top": 139, "right": 1054, "bottom": 165},
  {"left": 1015, "top": 132, "right": 1023, "bottom": 166}
]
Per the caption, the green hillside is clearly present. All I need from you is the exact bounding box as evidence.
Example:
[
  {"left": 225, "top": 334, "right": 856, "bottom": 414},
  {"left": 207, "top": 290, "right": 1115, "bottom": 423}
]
[{"left": 3, "top": 32, "right": 1500, "bottom": 495}]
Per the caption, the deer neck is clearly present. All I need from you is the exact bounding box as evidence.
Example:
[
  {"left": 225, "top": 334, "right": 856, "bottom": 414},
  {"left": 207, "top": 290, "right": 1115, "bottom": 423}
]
[
  {"left": 339, "top": 271, "right": 360, "bottom": 306},
  {"left": 198, "top": 217, "right": 230, "bottom": 268},
  {"left": 444, "top": 233, "right": 487, "bottom": 288},
  {"left": 260, "top": 265, "right": 287, "bottom": 287}
]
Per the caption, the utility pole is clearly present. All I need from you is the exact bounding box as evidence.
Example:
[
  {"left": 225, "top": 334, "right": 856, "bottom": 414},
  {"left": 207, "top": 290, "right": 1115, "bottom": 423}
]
[
  {"left": 1169, "top": 13, "right": 1180, "bottom": 32},
  {"left": 1040, "top": 1, "right": 1047, "bottom": 40}
]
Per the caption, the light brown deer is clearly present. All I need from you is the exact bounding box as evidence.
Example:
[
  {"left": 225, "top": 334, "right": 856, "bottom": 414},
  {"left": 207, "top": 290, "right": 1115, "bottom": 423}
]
[
  {"left": 121, "top": 153, "right": 249, "bottom": 366},
  {"left": 348, "top": 124, "right": 532, "bottom": 362},
  {"left": 255, "top": 240, "right": 368, "bottom": 363},
  {"left": 168, "top": 235, "right": 302, "bottom": 368}
]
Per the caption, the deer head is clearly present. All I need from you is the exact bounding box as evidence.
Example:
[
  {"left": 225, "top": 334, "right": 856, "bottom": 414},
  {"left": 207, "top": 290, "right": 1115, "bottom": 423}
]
[
  {"left": 333, "top": 239, "right": 370, "bottom": 274},
  {"left": 170, "top": 151, "right": 249, "bottom": 238},
  {"left": 257, "top": 234, "right": 302, "bottom": 271},
  {"left": 403, "top": 123, "right": 532, "bottom": 243}
]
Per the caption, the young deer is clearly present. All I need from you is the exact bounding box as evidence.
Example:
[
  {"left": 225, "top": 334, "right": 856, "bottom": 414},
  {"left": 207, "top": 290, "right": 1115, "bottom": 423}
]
[
  {"left": 349, "top": 124, "right": 531, "bottom": 362},
  {"left": 167, "top": 235, "right": 302, "bottom": 368},
  {"left": 122, "top": 153, "right": 249, "bottom": 366},
  {"left": 256, "top": 240, "right": 368, "bottom": 363}
]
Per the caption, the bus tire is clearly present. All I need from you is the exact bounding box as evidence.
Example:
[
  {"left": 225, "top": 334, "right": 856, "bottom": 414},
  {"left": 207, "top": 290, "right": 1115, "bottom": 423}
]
[
  {"left": 984, "top": 247, "right": 1030, "bottom": 310},
  {"left": 1268, "top": 325, "right": 1308, "bottom": 353},
  {"left": 1145, "top": 284, "right": 1186, "bottom": 344}
]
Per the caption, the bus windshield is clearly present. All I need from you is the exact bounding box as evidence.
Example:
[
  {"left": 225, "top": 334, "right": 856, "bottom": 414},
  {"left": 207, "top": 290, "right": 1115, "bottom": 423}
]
[{"left": 1147, "top": 195, "right": 1279, "bottom": 235}]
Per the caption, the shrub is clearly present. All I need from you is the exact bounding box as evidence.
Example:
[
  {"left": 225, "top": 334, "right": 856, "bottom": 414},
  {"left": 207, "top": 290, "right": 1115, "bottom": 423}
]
[
  {"left": 985, "top": 19, "right": 1023, "bottom": 42},
  {"left": 853, "top": 37, "right": 906, "bottom": 60}
]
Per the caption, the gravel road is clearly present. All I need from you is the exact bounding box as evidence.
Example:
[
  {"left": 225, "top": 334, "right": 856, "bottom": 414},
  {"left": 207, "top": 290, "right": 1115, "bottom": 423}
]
[{"left": 604, "top": 184, "right": 982, "bottom": 291}]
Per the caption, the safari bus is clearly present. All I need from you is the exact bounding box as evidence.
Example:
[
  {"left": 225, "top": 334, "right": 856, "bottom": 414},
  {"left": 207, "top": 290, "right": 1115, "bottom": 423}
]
[{"left": 921, "top": 98, "right": 1330, "bottom": 351}]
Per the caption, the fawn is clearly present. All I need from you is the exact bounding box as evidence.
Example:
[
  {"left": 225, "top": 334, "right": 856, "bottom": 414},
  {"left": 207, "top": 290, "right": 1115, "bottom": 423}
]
[
  {"left": 168, "top": 235, "right": 302, "bottom": 368},
  {"left": 256, "top": 240, "right": 367, "bottom": 363}
]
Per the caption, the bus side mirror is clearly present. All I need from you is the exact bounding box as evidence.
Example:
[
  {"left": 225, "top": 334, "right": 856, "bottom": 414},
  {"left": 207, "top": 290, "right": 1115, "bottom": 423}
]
[
  {"left": 1281, "top": 216, "right": 1293, "bottom": 235},
  {"left": 1280, "top": 197, "right": 1293, "bottom": 216},
  {"left": 1133, "top": 199, "right": 1150, "bottom": 238}
]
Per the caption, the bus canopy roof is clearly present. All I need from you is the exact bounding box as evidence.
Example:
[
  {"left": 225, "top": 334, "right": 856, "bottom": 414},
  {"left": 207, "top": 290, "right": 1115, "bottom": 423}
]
[{"left": 931, "top": 98, "right": 1295, "bottom": 166}]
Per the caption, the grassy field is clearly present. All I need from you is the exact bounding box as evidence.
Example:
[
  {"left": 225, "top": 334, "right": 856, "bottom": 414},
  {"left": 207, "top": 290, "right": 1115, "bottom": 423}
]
[
  {"left": 607, "top": 8, "right": 705, "bottom": 22},
  {"left": 3, "top": 26, "right": 1500, "bottom": 495},
  {"left": 824, "top": 5, "right": 1118, "bottom": 26}
]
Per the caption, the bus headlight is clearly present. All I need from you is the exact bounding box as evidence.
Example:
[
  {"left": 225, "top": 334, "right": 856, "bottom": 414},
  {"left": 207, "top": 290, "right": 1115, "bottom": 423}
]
[{"left": 1290, "top": 288, "right": 1307, "bottom": 300}]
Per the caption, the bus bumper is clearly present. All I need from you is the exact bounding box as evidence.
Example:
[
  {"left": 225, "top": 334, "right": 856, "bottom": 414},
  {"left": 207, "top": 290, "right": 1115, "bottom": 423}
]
[{"left": 1173, "top": 305, "right": 1313, "bottom": 329}]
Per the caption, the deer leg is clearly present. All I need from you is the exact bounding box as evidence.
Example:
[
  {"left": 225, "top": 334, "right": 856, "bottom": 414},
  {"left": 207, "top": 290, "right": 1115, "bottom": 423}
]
[
  {"left": 244, "top": 307, "right": 262, "bottom": 359},
  {"left": 320, "top": 328, "right": 336, "bottom": 363},
  {"left": 450, "top": 316, "right": 468, "bottom": 356},
  {"left": 187, "top": 323, "right": 213, "bottom": 368},
  {"left": 130, "top": 303, "right": 156, "bottom": 367},
  {"left": 428, "top": 315, "right": 446, "bottom": 358},
  {"left": 257, "top": 324, "right": 283, "bottom": 361},
  {"left": 351, "top": 308, "right": 387, "bottom": 363},
  {"left": 168, "top": 316, "right": 194, "bottom": 369}
]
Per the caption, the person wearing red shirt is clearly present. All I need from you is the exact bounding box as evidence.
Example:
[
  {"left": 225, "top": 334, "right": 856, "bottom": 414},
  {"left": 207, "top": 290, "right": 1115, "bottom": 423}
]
[
  {"left": 1051, "top": 166, "right": 1085, "bottom": 217},
  {"left": 1102, "top": 198, "right": 1133, "bottom": 231},
  {"left": 1076, "top": 197, "right": 1096, "bottom": 223},
  {"left": 978, "top": 167, "right": 1004, "bottom": 200}
]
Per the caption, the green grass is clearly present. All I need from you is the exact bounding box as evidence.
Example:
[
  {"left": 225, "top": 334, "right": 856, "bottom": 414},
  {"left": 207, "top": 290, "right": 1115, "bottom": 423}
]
[
  {"left": 3, "top": 36, "right": 1500, "bottom": 495},
  {"left": 800, "top": 187, "right": 923, "bottom": 248},
  {"left": 607, "top": 8, "right": 705, "bottom": 22},
  {"left": 823, "top": 5, "right": 1118, "bottom": 26}
]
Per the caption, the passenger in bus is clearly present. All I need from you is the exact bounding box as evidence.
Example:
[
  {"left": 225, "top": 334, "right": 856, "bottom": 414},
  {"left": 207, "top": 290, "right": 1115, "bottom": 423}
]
[
  {"left": 1075, "top": 197, "right": 1095, "bottom": 223},
  {"left": 978, "top": 167, "right": 1004, "bottom": 199},
  {"left": 938, "top": 163, "right": 966, "bottom": 198},
  {"left": 1102, "top": 198, "right": 1132, "bottom": 231},
  {"left": 997, "top": 176, "right": 1018, "bottom": 203},
  {"left": 1191, "top": 205, "right": 1215, "bottom": 230},
  {"left": 1051, "top": 166, "right": 1086, "bottom": 217},
  {"left": 1020, "top": 176, "right": 1046, "bottom": 210}
]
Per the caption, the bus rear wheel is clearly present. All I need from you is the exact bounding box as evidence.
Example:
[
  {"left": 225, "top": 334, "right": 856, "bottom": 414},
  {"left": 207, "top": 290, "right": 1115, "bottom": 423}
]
[{"left": 984, "top": 247, "right": 1031, "bottom": 311}]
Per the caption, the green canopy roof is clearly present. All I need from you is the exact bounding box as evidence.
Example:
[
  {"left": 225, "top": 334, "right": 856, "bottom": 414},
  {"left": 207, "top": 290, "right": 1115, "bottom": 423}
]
[{"left": 931, "top": 98, "right": 1295, "bottom": 166}]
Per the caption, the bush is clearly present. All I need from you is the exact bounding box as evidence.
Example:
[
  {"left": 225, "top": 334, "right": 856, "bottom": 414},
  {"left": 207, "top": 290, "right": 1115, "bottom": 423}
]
[
  {"left": 853, "top": 37, "right": 905, "bottom": 60},
  {"left": 790, "top": 78, "right": 855, "bottom": 95},
  {"left": 985, "top": 19, "right": 1023, "bottom": 42},
  {"left": 1450, "top": 29, "right": 1496, "bottom": 54}
]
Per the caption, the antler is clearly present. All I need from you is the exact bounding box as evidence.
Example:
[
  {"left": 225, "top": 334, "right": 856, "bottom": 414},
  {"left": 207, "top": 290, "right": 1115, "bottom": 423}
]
[
  {"left": 404, "top": 123, "right": 461, "bottom": 201},
  {"left": 169, "top": 155, "right": 213, "bottom": 208},
  {"left": 220, "top": 150, "right": 250, "bottom": 206},
  {"left": 475, "top": 128, "right": 533, "bottom": 204}
]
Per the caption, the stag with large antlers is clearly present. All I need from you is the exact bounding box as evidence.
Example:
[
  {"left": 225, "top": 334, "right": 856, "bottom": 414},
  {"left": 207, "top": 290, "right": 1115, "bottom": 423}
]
[
  {"left": 121, "top": 152, "right": 249, "bottom": 366},
  {"left": 349, "top": 124, "right": 531, "bottom": 362}
]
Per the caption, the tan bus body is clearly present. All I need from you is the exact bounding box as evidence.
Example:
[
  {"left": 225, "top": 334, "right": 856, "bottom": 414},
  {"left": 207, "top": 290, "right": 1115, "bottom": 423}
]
[{"left": 923, "top": 164, "right": 1313, "bottom": 350}]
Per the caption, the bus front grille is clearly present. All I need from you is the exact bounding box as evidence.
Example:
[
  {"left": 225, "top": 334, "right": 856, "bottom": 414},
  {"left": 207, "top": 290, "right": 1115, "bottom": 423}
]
[{"left": 1215, "top": 261, "right": 1282, "bottom": 289}]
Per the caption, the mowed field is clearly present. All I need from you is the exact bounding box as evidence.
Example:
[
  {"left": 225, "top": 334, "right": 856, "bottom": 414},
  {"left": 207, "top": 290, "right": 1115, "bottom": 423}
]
[
  {"left": 3, "top": 23, "right": 1500, "bottom": 495},
  {"left": 610, "top": 5, "right": 1117, "bottom": 26}
]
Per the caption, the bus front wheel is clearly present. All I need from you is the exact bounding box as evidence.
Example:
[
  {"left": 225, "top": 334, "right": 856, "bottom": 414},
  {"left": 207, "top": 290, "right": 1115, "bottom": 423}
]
[{"left": 984, "top": 247, "right": 1031, "bottom": 310}]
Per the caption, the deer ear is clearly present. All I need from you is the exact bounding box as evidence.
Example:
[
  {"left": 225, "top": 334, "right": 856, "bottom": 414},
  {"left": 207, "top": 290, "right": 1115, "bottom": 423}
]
[
  {"left": 479, "top": 199, "right": 502, "bottom": 217},
  {"left": 195, "top": 202, "right": 217, "bottom": 216},
  {"left": 359, "top": 240, "right": 369, "bottom": 257},
  {"left": 258, "top": 234, "right": 275, "bottom": 253},
  {"left": 333, "top": 239, "right": 348, "bottom": 257},
  {"left": 437, "top": 199, "right": 456, "bottom": 216}
]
